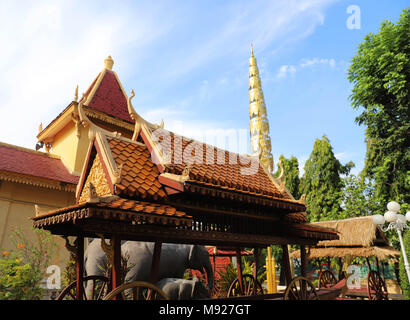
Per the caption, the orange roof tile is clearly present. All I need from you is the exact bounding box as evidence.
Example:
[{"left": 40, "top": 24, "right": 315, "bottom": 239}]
[
  {"left": 106, "top": 137, "right": 166, "bottom": 200},
  {"left": 32, "top": 197, "right": 192, "bottom": 228},
  {"left": 153, "top": 129, "right": 289, "bottom": 199}
]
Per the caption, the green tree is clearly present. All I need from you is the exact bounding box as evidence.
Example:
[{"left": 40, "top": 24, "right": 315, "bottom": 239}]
[
  {"left": 347, "top": 8, "right": 410, "bottom": 208},
  {"left": 341, "top": 174, "right": 380, "bottom": 219},
  {"left": 275, "top": 155, "right": 301, "bottom": 199},
  {"left": 300, "top": 136, "right": 354, "bottom": 222}
]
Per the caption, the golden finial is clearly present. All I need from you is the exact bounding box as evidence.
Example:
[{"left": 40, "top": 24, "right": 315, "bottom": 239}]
[
  {"left": 74, "top": 85, "right": 78, "bottom": 102},
  {"left": 248, "top": 46, "right": 274, "bottom": 173},
  {"left": 38, "top": 123, "right": 43, "bottom": 134},
  {"left": 104, "top": 55, "right": 114, "bottom": 70}
]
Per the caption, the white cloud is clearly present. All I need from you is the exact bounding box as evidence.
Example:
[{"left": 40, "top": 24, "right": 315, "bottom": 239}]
[
  {"left": 0, "top": 1, "right": 175, "bottom": 149},
  {"left": 276, "top": 65, "right": 297, "bottom": 79},
  {"left": 276, "top": 57, "right": 337, "bottom": 79}
]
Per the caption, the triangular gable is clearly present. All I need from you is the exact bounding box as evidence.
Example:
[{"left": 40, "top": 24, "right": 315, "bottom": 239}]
[
  {"left": 78, "top": 153, "right": 112, "bottom": 204},
  {"left": 75, "top": 130, "right": 122, "bottom": 202},
  {"left": 80, "top": 59, "right": 133, "bottom": 124}
]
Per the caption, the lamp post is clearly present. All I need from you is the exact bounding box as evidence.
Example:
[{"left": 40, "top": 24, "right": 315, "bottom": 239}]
[{"left": 372, "top": 201, "right": 410, "bottom": 284}]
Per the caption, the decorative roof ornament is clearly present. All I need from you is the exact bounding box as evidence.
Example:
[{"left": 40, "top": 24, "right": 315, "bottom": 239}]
[
  {"left": 74, "top": 85, "right": 79, "bottom": 102},
  {"left": 248, "top": 44, "right": 274, "bottom": 173},
  {"left": 104, "top": 55, "right": 114, "bottom": 70},
  {"left": 277, "top": 160, "right": 284, "bottom": 182}
]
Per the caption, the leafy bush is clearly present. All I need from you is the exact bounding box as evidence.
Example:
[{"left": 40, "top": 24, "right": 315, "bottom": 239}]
[
  {"left": 0, "top": 228, "right": 57, "bottom": 300},
  {"left": 217, "top": 259, "right": 263, "bottom": 297}
]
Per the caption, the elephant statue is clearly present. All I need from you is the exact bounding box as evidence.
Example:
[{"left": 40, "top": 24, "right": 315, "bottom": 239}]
[
  {"left": 157, "top": 278, "right": 210, "bottom": 300},
  {"left": 84, "top": 239, "right": 108, "bottom": 279},
  {"left": 83, "top": 240, "right": 214, "bottom": 297},
  {"left": 122, "top": 242, "right": 214, "bottom": 291}
]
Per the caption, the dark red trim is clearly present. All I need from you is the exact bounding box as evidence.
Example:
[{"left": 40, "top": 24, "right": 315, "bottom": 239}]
[
  {"left": 164, "top": 186, "right": 182, "bottom": 195},
  {"left": 158, "top": 175, "right": 184, "bottom": 192}
]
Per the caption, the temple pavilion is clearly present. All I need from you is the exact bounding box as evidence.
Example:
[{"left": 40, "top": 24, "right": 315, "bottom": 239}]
[{"left": 2, "top": 54, "right": 337, "bottom": 273}]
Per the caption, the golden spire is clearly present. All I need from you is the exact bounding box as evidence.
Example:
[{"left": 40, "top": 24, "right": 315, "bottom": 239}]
[
  {"left": 104, "top": 55, "right": 114, "bottom": 70},
  {"left": 248, "top": 45, "right": 274, "bottom": 172}
]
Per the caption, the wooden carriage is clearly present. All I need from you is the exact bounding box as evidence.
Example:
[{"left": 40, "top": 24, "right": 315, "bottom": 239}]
[
  {"left": 32, "top": 97, "right": 340, "bottom": 300},
  {"left": 290, "top": 217, "right": 401, "bottom": 300}
]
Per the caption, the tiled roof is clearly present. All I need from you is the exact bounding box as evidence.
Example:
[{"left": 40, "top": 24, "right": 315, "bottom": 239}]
[
  {"left": 106, "top": 137, "right": 166, "bottom": 200},
  {"left": 83, "top": 70, "right": 133, "bottom": 124},
  {"left": 154, "top": 129, "right": 290, "bottom": 199},
  {"left": 32, "top": 197, "right": 192, "bottom": 228},
  {"left": 0, "top": 142, "right": 78, "bottom": 185}
]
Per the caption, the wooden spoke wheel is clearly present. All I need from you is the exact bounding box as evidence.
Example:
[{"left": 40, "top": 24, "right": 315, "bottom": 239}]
[
  {"left": 318, "top": 270, "right": 337, "bottom": 289},
  {"left": 284, "top": 276, "right": 319, "bottom": 300},
  {"left": 367, "top": 271, "right": 388, "bottom": 300},
  {"left": 227, "top": 274, "right": 264, "bottom": 297},
  {"left": 56, "top": 275, "right": 109, "bottom": 300},
  {"left": 103, "top": 281, "right": 169, "bottom": 300}
]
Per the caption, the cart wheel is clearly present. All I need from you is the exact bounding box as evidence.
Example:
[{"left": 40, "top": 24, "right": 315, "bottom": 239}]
[
  {"left": 56, "top": 275, "right": 109, "bottom": 300},
  {"left": 284, "top": 276, "right": 319, "bottom": 300},
  {"left": 227, "top": 274, "right": 264, "bottom": 297},
  {"left": 367, "top": 271, "right": 388, "bottom": 300},
  {"left": 318, "top": 270, "right": 337, "bottom": 289},
  {"left": 103, "top": 281, "right": 169, "bottom": 300}
]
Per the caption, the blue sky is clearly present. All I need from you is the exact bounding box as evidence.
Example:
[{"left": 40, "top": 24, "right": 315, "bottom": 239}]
[{"left": 0, "top": 0, "right": 407, "bottom": 175}]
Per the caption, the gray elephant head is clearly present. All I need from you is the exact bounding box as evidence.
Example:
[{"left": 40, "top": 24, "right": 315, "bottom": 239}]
[
  {"left": 157, "top": 278, "right": 210, "bottom": 300},
  {"left": 187, "top": 245, "right": 214, "bottom": 291}
]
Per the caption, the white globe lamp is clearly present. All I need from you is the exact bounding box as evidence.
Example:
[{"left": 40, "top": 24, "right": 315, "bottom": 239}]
[
  {"left": 372, "top": 214, "right": 385, "bottom": 225},
  {"left": 387, "top": 201, "right": 400, "bottom": 213},
  {"left": 397, "top": 214, "right": 407, "bottom": 224},
  {"left": 384, "top": 211, "right": 398, "bottom": 223}
]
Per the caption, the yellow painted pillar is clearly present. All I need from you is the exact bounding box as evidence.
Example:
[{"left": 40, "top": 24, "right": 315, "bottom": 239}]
[
  {"left": 271, "top": 252, "right": 277, "bottom": 293},
  {"left": 266, "top": 247, "right": 272, "bottom": 293},
  {"left": 266, "top": 247, "right": 277, "bottom": 294}
]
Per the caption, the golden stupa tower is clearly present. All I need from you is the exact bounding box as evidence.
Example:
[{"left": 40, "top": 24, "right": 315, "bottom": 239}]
[{"left": 248, "top": 45, "right": 274, "bottom": 173}]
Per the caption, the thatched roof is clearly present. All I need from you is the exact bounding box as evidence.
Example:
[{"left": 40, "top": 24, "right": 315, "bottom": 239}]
[
  {"left": 290, "top": 245, "right": 400, "bottom": 261},
  {"left": 289, "top": 216, "right": 400, "bottom": 261},
  {"left": 313, "top": 216, "right": 389, "bottom": 247}
]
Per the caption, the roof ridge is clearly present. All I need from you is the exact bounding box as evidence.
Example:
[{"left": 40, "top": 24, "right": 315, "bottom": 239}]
[{"left": 0, "top": 141, "right": 61, "bottom": 159}]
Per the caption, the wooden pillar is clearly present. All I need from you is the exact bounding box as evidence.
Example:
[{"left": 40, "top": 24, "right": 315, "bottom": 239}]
[
  {"left": 300, "top": 245, "right": 307, "bottom": 277},
  {"left": 281, "top": 245, "right": 292, "bottom": 286},
  {"left": 149, "top": 241, "right": 162, "bottom": 284},
  {"left": 236, "top": 248, "right": 244, "bottom": 294},
  {"left": 253, "top": 248, "right": 259, "bottom": 280},
  {"left": 366, "top": 257, "right": 372, "bottom": 271},
  {"left": 375, "top": 257, "right": 381, "bottom": 274},
  {"left": 111, "top": 236, "right": 122, "bottom": 290},
  {"left": 76, "top": 236, "right": 84, "bottom": 300},
  {"left": 146, "top": 241, "right": 162, "bottom": 300}
]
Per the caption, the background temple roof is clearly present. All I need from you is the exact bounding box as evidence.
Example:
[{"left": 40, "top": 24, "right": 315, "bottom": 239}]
[{"left": 0, "top": 142, "right": 78, "bottom": 185}]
